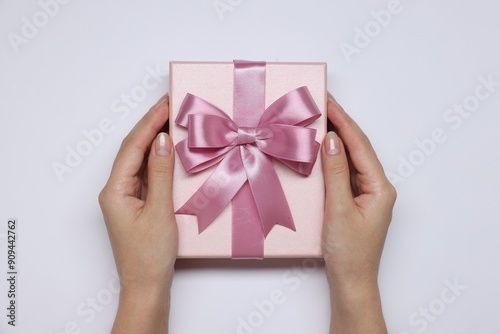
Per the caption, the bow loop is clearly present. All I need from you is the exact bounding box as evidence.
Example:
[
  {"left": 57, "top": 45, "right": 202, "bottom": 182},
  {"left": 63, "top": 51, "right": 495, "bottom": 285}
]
[
  {"left": 255, "top": 124, "right": 318, "bottom": 163},
  {"left": 259, "top": 86, "right": 321, "bottom": 127},
  {"left": 187, "top": 114, "right": 238, "bottom": 148},
  {"left": 176, "top": 93, "right": 232, "bottom": 127}
]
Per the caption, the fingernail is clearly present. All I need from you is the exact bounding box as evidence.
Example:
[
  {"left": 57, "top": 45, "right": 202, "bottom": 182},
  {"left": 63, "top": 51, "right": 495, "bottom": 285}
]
[
  {"left": 158, "top": 92, "right": 168, "bottom": 101},
  {"left": 327, "top": 92, "right": 341, "bottom": 107},
  {"left": 327, "top": 91, "right": 334, "bottom": 102},
  {"left": 325, "top": 131, "right": 340, "bottom": 155},
  {"left": 154, "top": 93, "right": 169, "bottom": 110},
  {"left": 156, "top": 132, "right": 172, "bottom": 156}
]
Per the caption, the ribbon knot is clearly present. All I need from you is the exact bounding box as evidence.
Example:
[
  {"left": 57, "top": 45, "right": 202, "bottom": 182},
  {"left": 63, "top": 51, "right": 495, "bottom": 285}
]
[
  {"left": 174, "top": 60, "right": 322, "bottom": 258},
  {"left": 236, "top": 127, "right": 258, "bottom": 145}
]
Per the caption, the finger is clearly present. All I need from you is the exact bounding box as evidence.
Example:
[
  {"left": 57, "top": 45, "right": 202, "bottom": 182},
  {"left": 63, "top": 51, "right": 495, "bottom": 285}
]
[
  {"left": 144, "top": 132, "right": 175, "bottom": 216},
  {"left": 326, "top": 94, "right": 387, "bottom": 193},
  {"left": 321, "top": 131, "right": 356, "bottom": 213},
  {"left": 109, "top": 94, "right": 169, "bottom": 185}
]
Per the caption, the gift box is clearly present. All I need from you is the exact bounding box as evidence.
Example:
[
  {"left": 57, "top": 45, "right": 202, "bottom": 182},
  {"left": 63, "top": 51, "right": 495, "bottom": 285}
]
[{"left": 169, "top": 60, "right": 327, "bottom": 259}]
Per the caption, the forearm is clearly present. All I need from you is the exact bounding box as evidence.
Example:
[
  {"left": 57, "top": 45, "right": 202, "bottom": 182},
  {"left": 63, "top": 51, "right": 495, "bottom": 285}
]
[
  {"left": 112, "top": 284, "right": 171, "bottom": 334},
  {"left": 327, "top": 270, "right": 387, "bottom": 334}
]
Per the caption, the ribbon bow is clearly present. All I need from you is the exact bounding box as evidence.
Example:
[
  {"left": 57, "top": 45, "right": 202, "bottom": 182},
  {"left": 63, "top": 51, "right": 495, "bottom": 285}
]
[{"left": 175, "top": 61, "right": 321, "bottom": 258}]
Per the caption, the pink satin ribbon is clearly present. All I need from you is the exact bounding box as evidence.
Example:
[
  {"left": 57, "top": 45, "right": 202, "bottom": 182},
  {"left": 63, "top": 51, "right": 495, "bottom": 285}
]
[{"left": 175, "top": 60, "right": 321, "bottom": 259}]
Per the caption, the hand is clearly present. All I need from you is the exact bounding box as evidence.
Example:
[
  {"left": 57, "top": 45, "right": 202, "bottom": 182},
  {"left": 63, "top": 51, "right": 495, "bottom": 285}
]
[
  {"left": 321, "top": 94, "right": 396, "bottom": 334},
  {"left": 99, "top": 94, "right": 178, "bottom": 334}
]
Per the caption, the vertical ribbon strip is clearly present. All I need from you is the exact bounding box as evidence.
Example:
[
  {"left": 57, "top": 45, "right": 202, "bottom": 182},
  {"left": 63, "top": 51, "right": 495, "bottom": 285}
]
[
  {"left": 232, "top": 61, "right": 268, "bottom": 258},
  {"left": 175, "top": 60, "right": 321, "bottom": 258}
]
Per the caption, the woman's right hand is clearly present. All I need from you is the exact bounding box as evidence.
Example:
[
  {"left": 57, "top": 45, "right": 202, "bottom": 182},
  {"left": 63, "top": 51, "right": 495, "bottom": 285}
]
[{"left": 321, "top": 94, "right": 396, "bottom": 334}]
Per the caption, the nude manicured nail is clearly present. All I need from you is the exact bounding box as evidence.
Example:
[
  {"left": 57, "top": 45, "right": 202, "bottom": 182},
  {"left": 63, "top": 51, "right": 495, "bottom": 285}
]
[
  {"left": 327, "top": 92, "right": 334, "bottom": 102},
  {"left": 325, "top": 131, "right": 340, "bottom": 155},
  {"left": 154, "top": 93, "right": 169, "bottom": 110},
  {"left": 156, "top": 132, "right": 171, "bottom": 156}
]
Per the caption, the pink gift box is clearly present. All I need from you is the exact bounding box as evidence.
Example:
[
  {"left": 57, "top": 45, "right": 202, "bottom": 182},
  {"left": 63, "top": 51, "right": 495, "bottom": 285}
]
[{"left": 169, "top": 61, "right": 327, "bottom": 258}]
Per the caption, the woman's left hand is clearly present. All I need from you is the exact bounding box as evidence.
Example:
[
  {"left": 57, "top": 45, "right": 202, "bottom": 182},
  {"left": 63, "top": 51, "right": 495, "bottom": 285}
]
[{"left": 99, "top": 94, "right": 178, "bottom": 334}]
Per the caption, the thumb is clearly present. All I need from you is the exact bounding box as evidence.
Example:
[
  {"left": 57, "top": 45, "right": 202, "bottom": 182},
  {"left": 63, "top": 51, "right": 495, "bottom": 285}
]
[
  {"left": 146, "top": 132, "right": 175, "bottom": 215},
  {"left": 321, "top": 131, "right": 355, "bottom": 212}
]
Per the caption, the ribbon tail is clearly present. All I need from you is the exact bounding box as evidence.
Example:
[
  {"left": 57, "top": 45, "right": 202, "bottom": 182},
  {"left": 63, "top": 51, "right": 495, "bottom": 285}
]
[
  {"left": 231, "top": 183, "right": 265, "bottom": 259},
  {"left": 242, "top": 145, "right": 296, "bottom": 237},
  {"left": 176, "top": 149, "right": 247, "bottom": 233}
]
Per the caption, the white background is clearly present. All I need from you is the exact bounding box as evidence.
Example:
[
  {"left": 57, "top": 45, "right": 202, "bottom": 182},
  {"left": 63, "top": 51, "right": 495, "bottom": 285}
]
[{"left": 1, "top": 0, "right": 499, "bottom": 333}]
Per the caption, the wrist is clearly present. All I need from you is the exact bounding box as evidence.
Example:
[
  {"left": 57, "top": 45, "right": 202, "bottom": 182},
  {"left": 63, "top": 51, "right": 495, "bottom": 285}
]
[
  {"left": 323, "top": 254, "right": 380, "bottom": 295},
  {"left": 120, "top": 277, "right": 172, "bottom": 303},
  {"left": 117, "top": 265, "right": 175, "bottom": 293},
  {"left": 325, "top": 267, "right": 378, "bottom": 295},
  {"left": 331, "top": 283, "right": 381, "bottom": 313},
  {"left": 326, "top": 270, "right": 387, "bottom": 334},
  {"left": 118, "top": 270, "right": 173, "bottom": 314},
  {"left": 112, "top": 279, "right": 172, "bottom": 334}
]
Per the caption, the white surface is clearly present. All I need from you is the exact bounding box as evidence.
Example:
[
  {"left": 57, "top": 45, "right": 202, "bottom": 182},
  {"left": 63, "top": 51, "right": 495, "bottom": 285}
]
[{"left": 0, "top": 0, "right": 499, "bottom": 333}]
